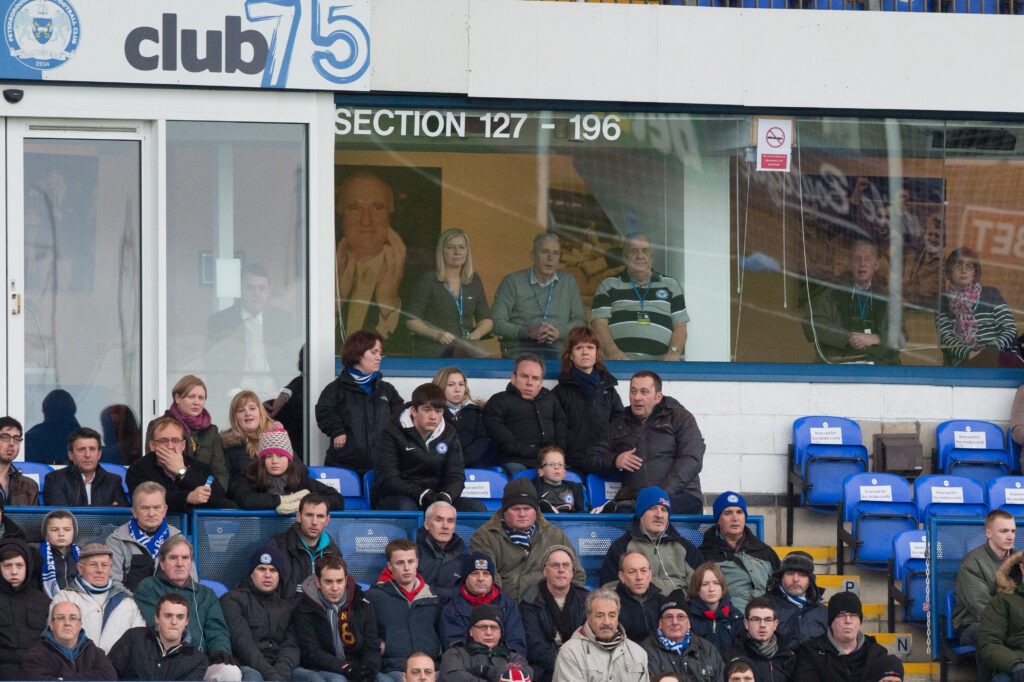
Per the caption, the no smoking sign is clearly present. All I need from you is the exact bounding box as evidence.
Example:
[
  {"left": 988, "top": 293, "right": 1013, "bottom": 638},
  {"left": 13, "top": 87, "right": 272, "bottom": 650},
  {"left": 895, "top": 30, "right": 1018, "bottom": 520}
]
[{"left": 756, "top": 118, "right": 792, "bottom": 172}]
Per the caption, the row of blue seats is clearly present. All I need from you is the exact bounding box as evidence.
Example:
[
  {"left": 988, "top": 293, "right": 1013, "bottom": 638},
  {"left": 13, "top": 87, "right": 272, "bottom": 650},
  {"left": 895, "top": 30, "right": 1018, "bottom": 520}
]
[{"left": 2, "top": 506, "right": 763, "bottom": 592}]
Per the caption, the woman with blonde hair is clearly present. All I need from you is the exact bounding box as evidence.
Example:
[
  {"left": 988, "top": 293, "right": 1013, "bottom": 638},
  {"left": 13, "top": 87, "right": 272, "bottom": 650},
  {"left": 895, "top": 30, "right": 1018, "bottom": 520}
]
[
  {"left": 406, "top": 228, "right": 494, "bottom": 357},
  {"left": 432, "top": 366, "right": 492, "bottom": 468},
  {"left": 164, "top": 374, "right": 228, "bottom": 488},
  {"left": 221, "top": 390, "right": 278, "bottom": 481}
]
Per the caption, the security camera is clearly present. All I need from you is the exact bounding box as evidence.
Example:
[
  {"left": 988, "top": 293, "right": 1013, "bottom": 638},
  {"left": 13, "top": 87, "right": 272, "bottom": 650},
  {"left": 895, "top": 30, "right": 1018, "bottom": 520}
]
[{"left": 3, "top": 89, "right": 24, "bottom": 104}]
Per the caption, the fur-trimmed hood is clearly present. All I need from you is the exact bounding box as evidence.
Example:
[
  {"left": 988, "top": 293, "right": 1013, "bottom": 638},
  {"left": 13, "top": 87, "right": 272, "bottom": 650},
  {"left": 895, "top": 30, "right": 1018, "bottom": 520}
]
[{"left": 995, "top": 550, "right": 1024, "bottom": 593}]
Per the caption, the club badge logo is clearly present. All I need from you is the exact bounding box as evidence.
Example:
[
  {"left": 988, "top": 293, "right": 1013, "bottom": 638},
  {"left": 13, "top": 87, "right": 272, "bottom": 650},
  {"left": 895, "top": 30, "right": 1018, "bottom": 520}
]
[{"left": 5, "top": 0, "right": 80, "bottom": 71}]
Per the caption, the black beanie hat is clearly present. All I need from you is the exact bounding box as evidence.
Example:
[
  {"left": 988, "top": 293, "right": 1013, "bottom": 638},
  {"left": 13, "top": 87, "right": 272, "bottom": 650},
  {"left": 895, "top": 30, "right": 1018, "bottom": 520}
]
[
  {"left": 502, "top": 478, "right": 540, "bottom": 513},
  {"left": 864, "top": 653, "right": 904, "bottom": 681},
  {"left": 827, "top": 591, "right": 863, "bottom": 625},
  {"left": 469, "top": 603, "right": 503, "bottom": 630}
]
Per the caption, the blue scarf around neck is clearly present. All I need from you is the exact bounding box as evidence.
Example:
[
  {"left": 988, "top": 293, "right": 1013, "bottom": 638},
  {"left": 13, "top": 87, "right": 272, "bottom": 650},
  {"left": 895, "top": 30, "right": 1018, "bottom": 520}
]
[
  {"left": 41, "top": 541, "right": 79, "bottom": 598},
  {"left": 347, "top": 367, "right": 380, "bottom": 394},
  {"left": 129, "top": 517, "right": 170, "bottom": 558}
]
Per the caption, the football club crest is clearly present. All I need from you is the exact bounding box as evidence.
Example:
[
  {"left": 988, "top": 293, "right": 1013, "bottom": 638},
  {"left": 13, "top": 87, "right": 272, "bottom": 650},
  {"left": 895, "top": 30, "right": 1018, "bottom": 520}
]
[
  {"left": 436, "top": 442, "right": 448, "bottom": 455},
  {"left": 655, "top": 288, "right": 670, "bottom": 300},
  {"left": 5, "top": 0, "right": 80, "bottom": 71}
]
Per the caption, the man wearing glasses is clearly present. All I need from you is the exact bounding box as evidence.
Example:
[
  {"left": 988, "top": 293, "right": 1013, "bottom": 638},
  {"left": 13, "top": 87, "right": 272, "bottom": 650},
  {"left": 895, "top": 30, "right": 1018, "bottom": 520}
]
[
  {"left": 21, "top": 601, "right": 116, "bottom": 680},
  {"left": 724, "top": 596, "right": 796, "bottom": 681},
  {"left": 440, "top": 604, "right": 533, "bottom": 682},
  {"left": 125, "top": 416, "right": 230, "bottom": 513},
  {"left": 795, "top": 591, "right": 892, "bottom": 678},
  {"left": 640, "top": 589, "right": 723, "bottom": 680},
  {"left": 0, "top": 417, "right": 39, "bottom": 506}
]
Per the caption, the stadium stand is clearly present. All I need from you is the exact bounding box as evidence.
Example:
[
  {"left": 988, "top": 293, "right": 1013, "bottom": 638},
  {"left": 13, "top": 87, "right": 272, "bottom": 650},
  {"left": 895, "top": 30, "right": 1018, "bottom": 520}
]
[
  {"left": 308, "top": 465, "right": 368, "bottom": 510},
  {"left": 913, "top": 474, "right": 988, "bottom": 523},
  {"left": 837, "top": 472, "right": 918, "bottom": 573},
  {"left": 987, "top": 475, "right": 1024, "bottom": 516},
  {"left": 934, "top": 419, "right": 1014, "bottom": 484}
]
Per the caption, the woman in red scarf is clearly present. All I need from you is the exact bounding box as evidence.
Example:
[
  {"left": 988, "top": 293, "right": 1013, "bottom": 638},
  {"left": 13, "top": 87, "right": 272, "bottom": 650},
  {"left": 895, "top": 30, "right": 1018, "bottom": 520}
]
[
  {"left": 936, "top": 247, "right": 1023, "bottom": 368},
  {"left": 165, "top": 375, "right": 229, "bottom": 489}
]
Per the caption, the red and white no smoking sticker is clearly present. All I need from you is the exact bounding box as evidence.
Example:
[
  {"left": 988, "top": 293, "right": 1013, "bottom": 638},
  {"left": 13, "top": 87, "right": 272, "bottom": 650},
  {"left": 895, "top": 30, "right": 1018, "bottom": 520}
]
[{"left": 756, "top": 118, "right": 792, "bottom": 172}]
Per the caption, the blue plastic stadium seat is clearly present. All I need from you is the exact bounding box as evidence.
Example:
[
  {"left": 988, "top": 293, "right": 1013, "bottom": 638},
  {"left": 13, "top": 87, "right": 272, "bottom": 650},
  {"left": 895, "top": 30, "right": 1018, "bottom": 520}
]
[
  {"left": 102, "top": 463, "right": 130, "bottom": 498},
  {"left": 792, "top": 416, "right": 869, "bottom": 509},
  {"left": 950, "top": 0, "right": 998, "bottom": 12},
  {"left": 987, "top": 476, "right": 1024, "bottom": 517},
  {"left": 336, "top": 521, "right": 410, "bottom": 583},
  {"left": 549, "top": 515, "right": 631, "bottom": 588},
  {"left": 586, "top": 474, "right": 622, "bottom": 509},
  {"left": 914, "top": 475, "right": 988, "bottom": 523},
  {"left": 462, "top": 469, "right": 508, "bottom": 511},
  {"left": 512, "top": 469, "right": 584, "bottom": 484},
  {"left": 309, "top": 466, "right": 367, "bottom": 510},
  {"left": 200, "top": 579, "right": 228, "bottom": 597},
  {"left": 362, "top": 470, "right": 374, "bottom": 508},
  {"left": 935, "top": 420, "right": 1012, "bottom": 485},
  {"left": 1008, "top": 427, "right": 1022, "bottom": 473},
  {"left": 892, "top": 530, "right": 928, "bottom": 623},
  {"left": 941, "top": 589, "right": 977, "bottom": 675},
  {"left": 839, "top": 473, "right": 918, "bottom": 569},
  {"left": 16, "top": 462, "right": 54, "bottom": 502}
]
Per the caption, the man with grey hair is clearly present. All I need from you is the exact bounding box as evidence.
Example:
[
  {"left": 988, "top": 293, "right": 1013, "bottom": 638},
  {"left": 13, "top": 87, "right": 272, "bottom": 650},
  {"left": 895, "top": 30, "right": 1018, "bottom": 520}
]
[
  {"left": 552, "top": 587, "right": 649, "bottom": 682},
  {"left": 416, "top": 500, "right": 467, "bottom": 602},
  {"left": 105, "top": 481, "right": 192, "bottom": 591},
  {"left": 491, "top": 231, "right": 586, "bottom": 359}
]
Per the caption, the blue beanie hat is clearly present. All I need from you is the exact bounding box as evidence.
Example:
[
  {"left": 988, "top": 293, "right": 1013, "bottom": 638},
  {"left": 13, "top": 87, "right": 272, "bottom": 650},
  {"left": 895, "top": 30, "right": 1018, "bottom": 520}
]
[
  {"left": 635, "top": 486, "right": 671, "bottom": 517},
  {"left": 459, "top": 551, "right": 496, "bottom": 582},
  {"left": 247, "top": 545, "right": 287, "bottom": 576},
  {"left": 713, "top": 491, "right": 747, "bottom": 521}
]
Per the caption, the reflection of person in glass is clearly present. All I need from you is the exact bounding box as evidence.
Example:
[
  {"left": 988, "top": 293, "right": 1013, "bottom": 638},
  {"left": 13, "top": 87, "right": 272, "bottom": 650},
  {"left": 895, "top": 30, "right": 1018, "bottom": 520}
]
[
  {"left": 491, "top": 232, "right": 586, "bottom": 360},
  {"left": 206, "top": 263, "right": 294, "bottom": 401},
  {"left": 802, "top": 240, "right": 901, "bottom": 365},
  {"left": 902, "top": 213, "right": 944, "bottom": 310},
  {"left": 591, "top": 233, "right": 688, "bottom": 361},
  {"left": 406, "top": 228, "right": 493, "bottom": 358},
  {"left": 335, "top": 172, "right": 407, "bottom": 342},
  {"left": 935, "top": 247, "right": 1023, "bottom": 368}
]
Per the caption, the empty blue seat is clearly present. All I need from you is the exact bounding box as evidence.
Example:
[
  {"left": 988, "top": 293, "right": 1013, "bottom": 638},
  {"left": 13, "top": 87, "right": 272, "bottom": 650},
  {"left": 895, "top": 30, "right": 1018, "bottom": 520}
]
[
  {"left": 914, "top": 475, "right": 988, "bottom": 523},
  {"left": 337, "top": 521, "right": 409, "bottom": 584},
  {"left": 586, "top": 474, "right": 622, "bottom": 509},
  {"left": 936, "top": 420, "right": 1012, "bottom": 484},
  {"left": 200, "top": 578, "right": 229, "bottom": 597},
  {"left": 891, "top": 530, "right": 928, "bottom": 624},
  {"left": 940, "top": 589, "right": 977, "bottom": 678},
  {"left": 987, "top": 476, "right": 1024, "bottom": 517},
  {"left": 362, "top": 470, "right": 374, "bottom": 508},
  {"left": 461, "top": 469, "right": 508, "bottom": 511},
  {"left": 309, "top": 466, "right": 367, "bottom": 510},
  {"left": 838, "top": 473, "right": 918, "bottom": 571},
  {"left": 950, "top": 0, "right": 998, "bottom": 12}
]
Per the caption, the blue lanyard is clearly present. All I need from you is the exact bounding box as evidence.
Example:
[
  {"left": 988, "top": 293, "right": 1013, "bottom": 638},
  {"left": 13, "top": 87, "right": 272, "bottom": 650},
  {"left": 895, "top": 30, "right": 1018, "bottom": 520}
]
[
  {"left": 853, "top": 287, "right": 870, "bottom": 320},
  {"left": 445, "top": 282, "right": 464, "bottom": 321},
  {"left": 630, "top": 279, "right": 651, "bottom": 313},
  {"left": 535, "top": 280, "right": 555, "bottom": 321}
]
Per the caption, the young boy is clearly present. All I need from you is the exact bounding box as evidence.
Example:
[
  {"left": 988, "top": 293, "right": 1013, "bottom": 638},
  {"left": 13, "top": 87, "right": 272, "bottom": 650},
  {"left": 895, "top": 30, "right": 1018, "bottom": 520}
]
[
  {"left": 38, "top": 509, "right": 79, "bottom": 597},
  {"left": 533, "top": 446, "right": 586, "bottom": 513}
]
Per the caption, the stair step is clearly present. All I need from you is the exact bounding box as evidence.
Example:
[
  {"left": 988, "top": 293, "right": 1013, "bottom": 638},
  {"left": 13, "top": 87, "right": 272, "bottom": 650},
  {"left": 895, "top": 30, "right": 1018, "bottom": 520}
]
[
  {"left": 873, "top": 632, "right": 914, "bottom": 657},
  {"left": 817, "top": 574, "right": 861, "bottom": 592}
]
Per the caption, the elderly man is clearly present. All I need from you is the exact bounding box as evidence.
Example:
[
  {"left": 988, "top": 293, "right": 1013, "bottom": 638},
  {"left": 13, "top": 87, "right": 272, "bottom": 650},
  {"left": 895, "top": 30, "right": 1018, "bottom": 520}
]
[
  {"left": 0, "top": 416, "right": 38, "bottom": 505},
  {"left": 641, "top": 589, "right": 723, "bottom": 680},
  {"left": 553, "top": 587, "right": 649, "bottom": 682},
  {"left": 483, "top": 354, "right": 567, "bottom": 476},
  {"left": 133, "top": 536, "right": 235, "bottom": 668},
  {"left": 221, "top": 547, "right": 303, "bottom": 682},
  {"left": 724, "top": 596, "right": 796, "bottom": 681},
  {"left": 491, "top": 232, "right": 586, "bottom": 360},
  {"left": 416, "top": 501, "right": 467, "bottom": 603},
  {"left": 591, "top": 233, "right": 688, "bottom": 361},
  {"left": 801, "top": 239, "right": 902, "bottom": 365},
  {"left": 700, "top": 491, "right": 780, "bottom": 613},
  {"left": 109, "top": 593, "right": 209, "bottom": 681},
  {"left": 52, "top": 543, "right": 146, "bottom": 653},
  {"left": 765, "top": 551, "right": 827, "bottom": 646},
  {"left": 470, "top": 478, "right": 586, "bottom": 601},
  {"left": 206, "top": 263, "right": 295, "bottom": 400},
  {"left": 267, "top": 493, "right": 342, "bottom": 600},
  {"left": 440, "top": 603, "right": 533, "bottom": 681},
  {"left": 795, "top": 591, "right": 891, "bottom": 679},
  {"left": 335, "top": 171, "right": 407, "bottom": 341},
  {"left": 520, "top": 546, "right": 589, "bottom": 682},
  {"left": 106, "top": 481, "right": 192, "bottom": 591},
  {"left": 609, "top": 552, "right": 664, "bottom": 644},
  {"left": 599, "top": 372, "right": 706, "bottom": 515},
  {"left": 367, "top": 538, "right": 442, "bottom": 680},
  {"left": 600, "top": 487, "right": 704, "bottom": 594},
  {"left": 126, "top": 417, "right": 230, "bottom": 513},
  {"left": 441, "top": 552, "right": 527, "bottom": 656},
  {"left": 21, "top": 600, "right": 116, "bottom": 680},
  {"left": 44, "top": 427, "right": 129, "bottom": 507}
]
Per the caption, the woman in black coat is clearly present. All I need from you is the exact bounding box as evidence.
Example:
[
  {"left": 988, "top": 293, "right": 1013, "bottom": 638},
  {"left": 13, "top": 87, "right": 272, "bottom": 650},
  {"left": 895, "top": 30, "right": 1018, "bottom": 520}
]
[
  {"left": 552, "top": 326, "right": 625, "bottom": 474},
  {"left": 433, "top": 366, "right": 493, "bottom": 468},
  {"left": 315, "top": 330, "right": 403, "bottom": 473}
]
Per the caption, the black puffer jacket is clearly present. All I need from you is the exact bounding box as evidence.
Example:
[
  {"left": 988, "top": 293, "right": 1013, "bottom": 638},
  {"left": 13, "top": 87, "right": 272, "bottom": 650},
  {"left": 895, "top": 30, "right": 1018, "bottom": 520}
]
[
  {"left": 126, "top": 451, "right": 231, "bottom": 513},
  {"left": 220, "top": 577, "right": 301, "bottom": 681},
  {"left": 292, "top": 575, "right": 381, "bottom": 682},
  {"left": 267, "top": 523, "right": 342, "bottom": 601},
  {"left": 108, "top": 626, "right": 208, "bottom": 681},
  {"left": 519, "top": 581, "right": 589, "bottom": 682},
  {"left": 793, "top": 632, "right": 891, "bottom": 681},
  {"left": 316, "top": 370, "right": 403, "bottom": 473},
  {"left": 42, "top": 464, "right": 129, "bottom": 507},
  {"left": 482, "top": 384, "right": 567, "bottom": 470},
  {"left": 416, "top": 527, "right": 467, "bottom": 604},
  {"left": 553, "top": 368, "right": 624, "bottom": 473},
  {"left": 228, "top": 470, "right": 344, "bottom": 511},
  {"left": 724, "top": 630, "right": 797, "bottom": 682},
  {"left": 599, "top": 399, "right": 706, "bottom": 501},
  {"left": 0, "top": 537, "right": 51, "bottom": 680},
  {"left": 616, "top": 581, "right": 665, "bottom": 643},
  {"left": 439, "top": 639, "right": 533, "bottom": 682},
  {"left": 374, "top": 409, "right": 466, "bottom": 504},
  {"left": 445, "top": 402, "right": 493, "bottom": 469}
]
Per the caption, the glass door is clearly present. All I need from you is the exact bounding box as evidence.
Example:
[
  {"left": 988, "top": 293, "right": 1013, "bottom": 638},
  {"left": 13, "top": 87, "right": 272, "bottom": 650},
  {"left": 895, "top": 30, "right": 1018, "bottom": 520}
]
[{"left": 6, "top": 122, "right": 144, "bottom": 465}]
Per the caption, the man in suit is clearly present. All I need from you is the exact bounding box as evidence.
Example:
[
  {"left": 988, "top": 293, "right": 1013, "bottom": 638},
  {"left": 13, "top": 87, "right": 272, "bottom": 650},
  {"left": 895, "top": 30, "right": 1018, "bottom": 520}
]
[{"left": 206, "top": 263, "right": 296, "bottom": 402}]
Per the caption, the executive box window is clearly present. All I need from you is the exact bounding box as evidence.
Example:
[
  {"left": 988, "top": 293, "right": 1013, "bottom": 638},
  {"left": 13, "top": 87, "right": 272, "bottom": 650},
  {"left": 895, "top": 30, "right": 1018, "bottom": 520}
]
[{"left": 334, "top": 106, "right": 1023, "bottom": 370}]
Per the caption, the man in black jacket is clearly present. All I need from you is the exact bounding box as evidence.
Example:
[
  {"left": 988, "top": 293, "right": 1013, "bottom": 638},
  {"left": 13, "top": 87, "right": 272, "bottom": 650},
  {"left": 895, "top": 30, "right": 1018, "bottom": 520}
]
[
  {"left": 374, "top": 383, "right": 485, "bottom": 512},
  {"left": 21, "top": 601, "right": 117, "bottom": 681},
  {"left": 267, "top": 493, "right": 342, "bottom": 601},
  {"left": 416, "top": 500, "right": 467, "bottom": 603},
  {"left": 109, "top": 593, "right": 209, "bottom": 681},
  {"left": 220, "top": 547, "right": 301, "bottom": 681},
  {"left": 0, "top": 537, "right": 50, "bottom": 679},
  {"left": 611, "top": 551, "right": 665, "bottom": 644},
  {"left": 482, "top": 354, "right": 567, "bottom": 476},
  {"left": 767, "top": 551, "right": 828, "bottom": 646},
  {"left": 724, "top": 596, "right": 796, "bottom": 682},
  {"left": 520, "top": 545, "right": 589, "bottom": 682},
  {"left": 291, "top": 554, "right": 381, "bottom": 682},
  {"left": 794, "top": 591, "right": 891, "bottom": 681},
  {"left": 43, "top": 427, "right": 129, "bottom": 507}
]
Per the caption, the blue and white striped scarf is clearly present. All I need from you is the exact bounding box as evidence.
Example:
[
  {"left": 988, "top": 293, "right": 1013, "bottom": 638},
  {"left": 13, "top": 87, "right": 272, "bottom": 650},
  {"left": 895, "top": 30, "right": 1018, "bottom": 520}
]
[{"left": 41, "top": 541, "right": 79, "bottom": 598}]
